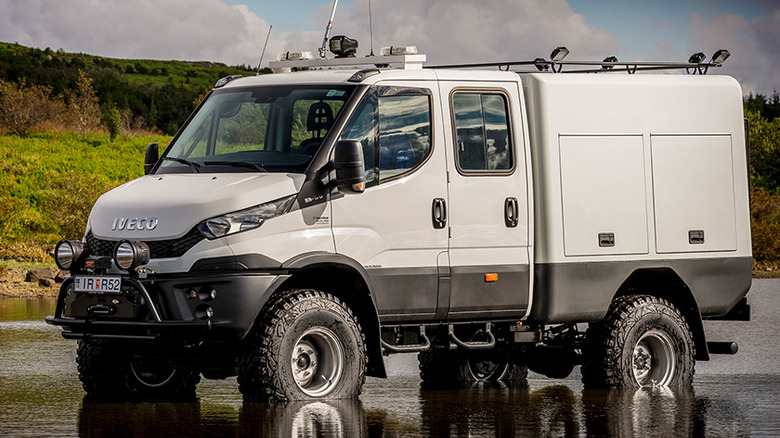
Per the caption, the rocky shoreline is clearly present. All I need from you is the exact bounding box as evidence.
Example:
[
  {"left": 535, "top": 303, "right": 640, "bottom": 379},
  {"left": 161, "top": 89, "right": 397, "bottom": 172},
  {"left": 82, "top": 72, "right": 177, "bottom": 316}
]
[{"left": 0, "top": 266, "right": 64, "bottom": 297}]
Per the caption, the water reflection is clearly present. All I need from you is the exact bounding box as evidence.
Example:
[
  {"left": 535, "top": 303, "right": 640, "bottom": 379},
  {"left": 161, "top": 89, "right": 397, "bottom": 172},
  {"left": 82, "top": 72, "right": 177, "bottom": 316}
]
[
  {"left": 3, "top": 295, "right": 777, "bottom": 437},
  {"left": 74, "top": 384, "right": 732, "bottom": 438}
]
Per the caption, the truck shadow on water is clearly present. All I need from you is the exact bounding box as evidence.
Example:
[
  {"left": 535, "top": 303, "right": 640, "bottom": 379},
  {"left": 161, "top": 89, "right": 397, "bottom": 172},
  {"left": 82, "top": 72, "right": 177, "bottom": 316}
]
[{"left": 77, "top": 383, "right": 746, "bottom": 437}]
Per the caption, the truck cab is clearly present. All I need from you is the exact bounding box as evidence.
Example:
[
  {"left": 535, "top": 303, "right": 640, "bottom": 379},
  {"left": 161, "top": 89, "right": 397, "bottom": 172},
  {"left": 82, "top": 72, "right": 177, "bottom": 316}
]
[{"left": 47, "top": 45, "right": 751, "bottom": 401}]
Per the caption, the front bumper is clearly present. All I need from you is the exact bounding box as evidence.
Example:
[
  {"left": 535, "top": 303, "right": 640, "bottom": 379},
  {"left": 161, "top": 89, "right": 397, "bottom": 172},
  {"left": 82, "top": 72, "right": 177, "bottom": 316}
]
[{"left": 45, "top": 272, "right": 289, "bottom": 343}]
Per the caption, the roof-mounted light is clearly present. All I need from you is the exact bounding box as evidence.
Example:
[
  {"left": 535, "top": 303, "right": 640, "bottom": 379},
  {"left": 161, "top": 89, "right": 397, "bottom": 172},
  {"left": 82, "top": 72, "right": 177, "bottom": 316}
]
[
  {"left": 277, "top": 51, "right": 314, "bottom": 61},
  {"left": 711, "top": 49, "right": 730, "bottom": 65},
  {"left": 550, "top": 47, "right": 569, "bottom": 62},
  {"left": 602, "top": 56, "right": 618, "bottom": 70},
  {"left": 380, "top": 46, "right": 418, "bottom": 56},
  {"left": 329, "top": 35, "right": 358, "bottom": 58},
  {"left": 534, "top": 57, "right": 549, "bottom": 72},
  {"left": 688, "top": 52, "right": 706, "bottom": 64}
]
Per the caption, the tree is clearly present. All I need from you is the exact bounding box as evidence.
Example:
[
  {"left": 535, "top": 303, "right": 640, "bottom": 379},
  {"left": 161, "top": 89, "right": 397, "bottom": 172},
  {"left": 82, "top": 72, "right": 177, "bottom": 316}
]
[
  {"left": 104, "top": 103, "right": 121, "bottom": 141},
  {"left": 0, "top": 78, "right": 62, "bottom": 134},
  {"left": 747, "top": 110, "right": 780, "bottom": 191},
  {"left": 65, "top": 70, "right": 101, "bottom": 136}
]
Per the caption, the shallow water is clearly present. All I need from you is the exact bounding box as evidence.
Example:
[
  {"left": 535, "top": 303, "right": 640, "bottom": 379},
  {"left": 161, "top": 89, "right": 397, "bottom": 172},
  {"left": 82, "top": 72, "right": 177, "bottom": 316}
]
[{"left": 1, "top": 280, "right": 779, "bottom": 437}]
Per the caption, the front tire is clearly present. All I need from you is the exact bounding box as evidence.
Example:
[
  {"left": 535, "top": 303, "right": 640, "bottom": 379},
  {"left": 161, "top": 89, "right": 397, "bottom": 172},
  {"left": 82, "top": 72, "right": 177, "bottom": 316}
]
[
  {"left": 237, "top": 289, "right": 367, "bottom": 402},
  {"left": 76, "top": 340, "right": 200, "bottom": 401},
  {"left": 581, "top": 295, "right": 695, "bottom": 389}
]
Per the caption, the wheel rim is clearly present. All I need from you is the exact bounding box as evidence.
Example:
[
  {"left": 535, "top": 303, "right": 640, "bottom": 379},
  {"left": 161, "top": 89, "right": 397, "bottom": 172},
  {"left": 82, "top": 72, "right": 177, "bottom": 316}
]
[
  {"left": 291, "top": 327, "right": 344, "bottom": 397},
  {"left": 130, "top": 360, "right": 177, "bottom": 388},
  {"left": 632, "top": 330, "right": 676, "bottom": 387},
  {"left": 466, "top": 356, "right": 507, "bottom": 381}
]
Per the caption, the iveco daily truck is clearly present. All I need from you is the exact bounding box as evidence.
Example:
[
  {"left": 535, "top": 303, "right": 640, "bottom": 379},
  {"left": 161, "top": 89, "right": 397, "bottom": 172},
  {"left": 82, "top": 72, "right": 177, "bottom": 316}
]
[{"left": 47, "top": 41, "right": 751, "bottom": 401}]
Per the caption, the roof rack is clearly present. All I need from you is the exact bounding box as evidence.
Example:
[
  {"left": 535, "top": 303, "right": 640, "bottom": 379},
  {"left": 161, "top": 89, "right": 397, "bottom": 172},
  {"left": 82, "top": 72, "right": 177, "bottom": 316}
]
[
  {"left": 427, "top": 48, "right": 731, "bottom": 75},
  {"left": 269, "top": 53, "right": 426, "bottom": 73}
]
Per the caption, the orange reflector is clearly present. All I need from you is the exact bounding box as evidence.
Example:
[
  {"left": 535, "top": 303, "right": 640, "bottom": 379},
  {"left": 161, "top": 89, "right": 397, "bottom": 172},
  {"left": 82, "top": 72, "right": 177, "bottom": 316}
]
[
  {"left": 485, "top": 273, "right": 498, "bottom": 282},
  {"left": 84, "top": 260, "right": 95, "bottom": 268}
]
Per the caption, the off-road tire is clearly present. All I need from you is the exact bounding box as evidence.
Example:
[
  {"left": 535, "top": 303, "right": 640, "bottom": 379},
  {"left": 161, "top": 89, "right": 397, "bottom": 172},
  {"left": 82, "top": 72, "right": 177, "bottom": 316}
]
[
  {"left": 76, "top": 340, "right": 200, "bottom": 401},
  {"left": 237, "top": 289, "right": 367, "bottom": 402},
  {"left": 419, "top": 346, "right": 528, "bottom": 388},
  {"left": 580, "top": 295, "right": 695, "bottom": 389}
]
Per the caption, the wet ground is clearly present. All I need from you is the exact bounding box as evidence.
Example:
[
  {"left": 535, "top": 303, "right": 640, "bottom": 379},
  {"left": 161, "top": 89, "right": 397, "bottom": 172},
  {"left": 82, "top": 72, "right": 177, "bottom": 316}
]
[{"left": 1, "top": 279, "right": 779, "bottom": 437}]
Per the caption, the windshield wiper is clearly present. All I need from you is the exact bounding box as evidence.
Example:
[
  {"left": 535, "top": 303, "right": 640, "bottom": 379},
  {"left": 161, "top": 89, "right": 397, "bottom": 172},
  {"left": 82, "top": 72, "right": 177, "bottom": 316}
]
[
  {"left": 162, "top": 156, "right": 201, "bottom": 173},
  {"left": 203, "top": 161, "right": 268, "bottom": 172}
]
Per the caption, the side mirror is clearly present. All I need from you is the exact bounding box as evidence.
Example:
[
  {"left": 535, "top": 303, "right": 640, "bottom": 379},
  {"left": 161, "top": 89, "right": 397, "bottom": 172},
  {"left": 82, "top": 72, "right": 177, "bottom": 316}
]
[
  {"left": 144, "top": 142, "right": 159, "bottom": 175},
  {"left": 332, "top": 140, "right": 365, "bottom": 194}
]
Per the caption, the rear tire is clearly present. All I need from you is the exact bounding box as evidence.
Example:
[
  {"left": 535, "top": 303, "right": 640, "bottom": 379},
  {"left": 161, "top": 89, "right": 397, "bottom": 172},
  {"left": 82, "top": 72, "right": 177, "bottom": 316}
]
[
  {"left": 419, "top": 346, "right": 527, "bottom": 388},
  {"left": 581, "top": 295, "right": 695, "bottom": 389},
  {"left": 237, "top": 289, "right": 367, "bottom": 402},
  {"left": 76, "top": 340, "right": 200, "bottom": 401}
]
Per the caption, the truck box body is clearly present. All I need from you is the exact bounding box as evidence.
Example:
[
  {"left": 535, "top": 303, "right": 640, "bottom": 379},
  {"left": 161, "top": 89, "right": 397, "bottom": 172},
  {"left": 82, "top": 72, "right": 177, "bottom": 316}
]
[{"left": 520, "top": 73, "right": 752, "bottom": 322}]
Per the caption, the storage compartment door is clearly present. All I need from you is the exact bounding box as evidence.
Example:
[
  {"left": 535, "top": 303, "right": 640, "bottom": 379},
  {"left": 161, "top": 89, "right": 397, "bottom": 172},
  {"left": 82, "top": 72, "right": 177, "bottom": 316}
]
[
  {"left": 651, "top": 135, "right": 737, "bottom": 253},
  {"left": 559, "top": 135, "right": 648, "bottom": 256}
]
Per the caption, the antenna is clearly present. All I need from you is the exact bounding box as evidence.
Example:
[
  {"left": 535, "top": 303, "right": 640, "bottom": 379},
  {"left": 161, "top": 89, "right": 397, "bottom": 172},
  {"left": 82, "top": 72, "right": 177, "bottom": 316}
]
[
  {"left": 318, "top": 0, "right": 340, "bottom": 58},
  {"left": 368, "top": 0, "right": 375, "bottom": 56},
  {"left": 255, "top": 25, "right": 272, "bottom": 75}
]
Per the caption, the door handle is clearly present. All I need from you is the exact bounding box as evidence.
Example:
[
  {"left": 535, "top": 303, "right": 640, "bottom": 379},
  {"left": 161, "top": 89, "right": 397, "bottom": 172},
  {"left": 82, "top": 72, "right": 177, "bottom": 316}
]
[
  {"left": 505, "top": 197, "right": 519, "bottom": 228},
  {"left": 432, "top": 198, "right": 447, "bottom": 229}
]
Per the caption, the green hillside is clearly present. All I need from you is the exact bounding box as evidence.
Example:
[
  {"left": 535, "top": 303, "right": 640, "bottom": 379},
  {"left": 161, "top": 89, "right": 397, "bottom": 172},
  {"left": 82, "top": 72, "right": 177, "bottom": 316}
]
[
  {"left": 0, "top": 131, "right": 171, "bottom": 262},
  {"left": 0, "top": 42, "right": 257, "bottom": 134}
]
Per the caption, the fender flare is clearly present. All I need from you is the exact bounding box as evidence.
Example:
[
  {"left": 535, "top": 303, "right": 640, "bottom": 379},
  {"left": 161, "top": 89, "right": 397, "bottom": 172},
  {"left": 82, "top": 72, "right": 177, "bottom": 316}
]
[{"left": 281, "top": 252, "right": 387, "bottom": 378}]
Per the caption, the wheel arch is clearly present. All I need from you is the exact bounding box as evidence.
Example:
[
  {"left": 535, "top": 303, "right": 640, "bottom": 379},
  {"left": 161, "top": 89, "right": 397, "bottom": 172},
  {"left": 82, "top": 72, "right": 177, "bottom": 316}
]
[
  {"left": 613, "top": 267, "right": 709, "bottom": 361},
  {"left": 276, "top": 252, "right": 387, "bottom": 378}
]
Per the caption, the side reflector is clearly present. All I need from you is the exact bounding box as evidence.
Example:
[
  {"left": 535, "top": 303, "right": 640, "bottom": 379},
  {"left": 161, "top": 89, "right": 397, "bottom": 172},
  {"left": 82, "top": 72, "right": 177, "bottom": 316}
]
[{"left": 485, "top": 273, "right": 498, "bottom": 282}]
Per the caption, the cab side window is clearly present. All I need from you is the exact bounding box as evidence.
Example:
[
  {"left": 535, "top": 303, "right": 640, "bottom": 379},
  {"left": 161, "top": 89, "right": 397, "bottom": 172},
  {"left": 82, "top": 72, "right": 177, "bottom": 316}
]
[
  {"left": 452, "top": 92, "right": 512, "bottom": 172},
  {"left": 341, "top": 86, "right": 432, "bottom": 184}
]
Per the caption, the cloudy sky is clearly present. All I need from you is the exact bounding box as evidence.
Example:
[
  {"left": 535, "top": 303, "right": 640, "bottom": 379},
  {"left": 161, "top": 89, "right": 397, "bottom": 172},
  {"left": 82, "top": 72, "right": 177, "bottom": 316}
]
[{"left": 0, "top": 0, "right": 778, "bottom": 95}]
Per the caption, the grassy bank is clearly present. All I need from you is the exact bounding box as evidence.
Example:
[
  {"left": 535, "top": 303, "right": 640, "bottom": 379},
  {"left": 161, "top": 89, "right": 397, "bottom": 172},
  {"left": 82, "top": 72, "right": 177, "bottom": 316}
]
[{"left": 0, "top": 131, "right": 171, "bottom": 261}]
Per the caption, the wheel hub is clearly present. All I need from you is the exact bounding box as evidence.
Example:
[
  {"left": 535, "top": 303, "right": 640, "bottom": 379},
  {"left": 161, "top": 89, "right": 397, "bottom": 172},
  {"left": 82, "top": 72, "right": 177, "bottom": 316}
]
[
  {"left": 632, "top": 330, "right": 676, "bottom": 387},
  {"left": 290, "top": 327, "right": 344, "bottom": 397},
  {"left": 292, "top": 340, "right": 318, "bottom": 387}
]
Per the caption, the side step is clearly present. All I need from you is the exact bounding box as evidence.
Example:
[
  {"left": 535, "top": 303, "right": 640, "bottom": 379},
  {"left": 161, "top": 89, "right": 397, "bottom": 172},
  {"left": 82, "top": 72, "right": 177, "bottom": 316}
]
[
  {"left": 381, "top": 326, "right": 431, "bottom": 353},
  {"left": 448, "top": 323, "right": 496, "bottom": 350}
]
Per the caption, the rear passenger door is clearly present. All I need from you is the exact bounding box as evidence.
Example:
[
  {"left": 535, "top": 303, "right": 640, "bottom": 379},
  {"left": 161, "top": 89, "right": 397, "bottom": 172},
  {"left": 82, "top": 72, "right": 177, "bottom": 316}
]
[{"left": 438, "top": 82, "right": 531, "bottom": 319}]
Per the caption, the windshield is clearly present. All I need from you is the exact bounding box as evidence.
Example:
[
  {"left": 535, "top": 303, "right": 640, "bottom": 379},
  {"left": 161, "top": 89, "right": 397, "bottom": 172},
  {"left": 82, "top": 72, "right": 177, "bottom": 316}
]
[{"left": 156, "top": 85, "right": 355, "bottom": 174}]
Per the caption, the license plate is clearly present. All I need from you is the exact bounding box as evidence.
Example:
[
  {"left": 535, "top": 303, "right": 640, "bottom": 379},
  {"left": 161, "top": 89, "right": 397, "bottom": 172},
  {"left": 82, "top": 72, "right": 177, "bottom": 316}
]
[{"left": 73, "top": 276, "right": 122, "bottom": 294}]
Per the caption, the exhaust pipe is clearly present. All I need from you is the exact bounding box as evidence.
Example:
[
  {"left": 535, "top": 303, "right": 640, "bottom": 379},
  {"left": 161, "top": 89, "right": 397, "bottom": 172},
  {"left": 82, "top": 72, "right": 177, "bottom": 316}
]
[{"left": 707, "top": 341, "right": 739, "bottom": 355}]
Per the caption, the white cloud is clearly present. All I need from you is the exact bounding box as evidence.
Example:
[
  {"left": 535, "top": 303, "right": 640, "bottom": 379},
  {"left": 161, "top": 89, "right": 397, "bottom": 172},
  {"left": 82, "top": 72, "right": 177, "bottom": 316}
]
[
  {"left": 687, "top": 11, "right": 780, "bottom": 95},
  {"left": 332, "top": 0, "right": 618, "bottom": 64},
  {"left": 0, "top": 0, "right": 320, "bottom": 67},
  {"left": 0, "top": 0, "right": 776, "bottom": 94}
]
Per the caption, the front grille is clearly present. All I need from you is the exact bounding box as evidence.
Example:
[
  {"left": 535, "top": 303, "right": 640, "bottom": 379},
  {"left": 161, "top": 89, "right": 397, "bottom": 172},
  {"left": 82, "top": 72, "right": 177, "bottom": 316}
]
[{"left": 86, "top": 227, "right": 205, "bottom": 259}]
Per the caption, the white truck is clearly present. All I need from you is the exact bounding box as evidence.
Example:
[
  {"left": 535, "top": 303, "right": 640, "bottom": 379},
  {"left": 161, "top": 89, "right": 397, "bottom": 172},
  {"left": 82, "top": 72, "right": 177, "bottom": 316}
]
[{"left": 47, "top": 42, "right": 751, "bottom": 402}]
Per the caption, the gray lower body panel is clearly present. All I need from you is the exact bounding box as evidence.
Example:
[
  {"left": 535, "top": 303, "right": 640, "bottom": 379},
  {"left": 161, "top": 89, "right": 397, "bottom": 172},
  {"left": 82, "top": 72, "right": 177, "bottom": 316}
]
[{"left": 530, "top": 256, "right": 752, "bottom": 323}]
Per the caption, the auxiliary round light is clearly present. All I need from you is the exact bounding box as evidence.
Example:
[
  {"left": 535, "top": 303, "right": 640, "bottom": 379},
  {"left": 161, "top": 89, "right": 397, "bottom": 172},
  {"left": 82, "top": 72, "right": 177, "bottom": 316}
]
[
  {"left": 54, "top": 240, "right": 84, "bottom": 270},
  {"left": 113, "top": 240, "right": 150, "bottom": 271}
]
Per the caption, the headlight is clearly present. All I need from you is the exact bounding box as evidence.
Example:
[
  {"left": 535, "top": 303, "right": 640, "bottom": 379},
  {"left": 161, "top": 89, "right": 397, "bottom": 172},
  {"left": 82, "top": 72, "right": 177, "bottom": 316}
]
[
  {"left": 113, "top": 240, "right": 150, "bottom": 271},
  {"left": 54, "top": 240, "right": 84, "bottom": 270},
  {"left": 198, "top": 195, "right": 296, "bottom": 240}
]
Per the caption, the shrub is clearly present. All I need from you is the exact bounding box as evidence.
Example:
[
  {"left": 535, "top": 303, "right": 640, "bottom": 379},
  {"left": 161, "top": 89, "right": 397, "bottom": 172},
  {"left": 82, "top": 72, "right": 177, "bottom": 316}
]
[
  {"left": 750, "top": 187, "right": 780, "bottom": 260},
  {"left": 0, "top": 79, "right": 63, "bottom": 134},
  {"left": 748, "top": 110, "right": 780, "bottom": 191}
]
